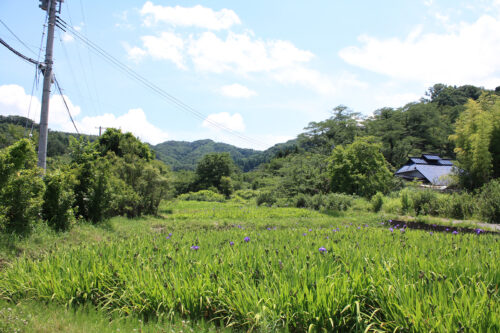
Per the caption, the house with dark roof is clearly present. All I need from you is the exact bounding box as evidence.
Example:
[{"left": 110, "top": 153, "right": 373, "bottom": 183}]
[{"left": 395, "top": 154, "right": 455, "bottom": 186}]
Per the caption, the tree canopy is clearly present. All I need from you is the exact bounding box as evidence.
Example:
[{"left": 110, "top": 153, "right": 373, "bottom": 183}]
[{"left": 328, "top": 136, "right": 393, "bottom": 198}]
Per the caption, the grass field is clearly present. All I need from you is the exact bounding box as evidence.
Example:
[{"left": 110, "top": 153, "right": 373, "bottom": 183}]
[{"left": 0, "top": 200, "right": 498, "bottom": 332}]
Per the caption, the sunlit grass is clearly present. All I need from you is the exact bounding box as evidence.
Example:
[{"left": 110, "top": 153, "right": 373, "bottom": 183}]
[{"left": 0, "top": 200, "right": 498, "bottom": 332}]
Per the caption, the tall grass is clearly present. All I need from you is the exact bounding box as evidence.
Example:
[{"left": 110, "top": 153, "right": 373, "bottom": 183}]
[{"left": 1, "top": 201, "right": 498, "bottom": 332}]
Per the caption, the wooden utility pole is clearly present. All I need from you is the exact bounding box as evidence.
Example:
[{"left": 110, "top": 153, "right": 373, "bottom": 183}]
[{"left": 37, "top": 0, "right": 59, "bottom": 171}]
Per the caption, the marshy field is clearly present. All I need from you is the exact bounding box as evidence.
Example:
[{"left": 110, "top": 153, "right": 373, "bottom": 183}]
[{"left": 0, "top": 200, "right": 498, "bottom": 332}]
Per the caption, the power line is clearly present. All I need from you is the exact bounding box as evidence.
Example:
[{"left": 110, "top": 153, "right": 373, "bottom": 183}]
[
  {"left": 0, "top": 18, "right": 38, "bottom": 56},
  {"left": 0, "top": 37, "right": 41, "bottom": 66},
  {"left": 57, "top": 19, "right": 267, "bottom": 148},
  {"left": 53, "top": 75, "right": 79, "bottom": 134}
]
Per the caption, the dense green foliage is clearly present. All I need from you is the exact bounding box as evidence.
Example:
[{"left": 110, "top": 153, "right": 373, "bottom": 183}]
[
  {"left": 450, "top": 93, "right": 500, "bottom": 189},
  {"left": 42, "top": 170, "right": 75, "bottom": 231},
  {"left": 329, "top": 137, "right": 393, "bottom": 197},
  {"left": 0, "top": 139, "right": 44, "bottom": 234},
  {"left": 0, "top": 129, "right": 170, "bottom": 234}
]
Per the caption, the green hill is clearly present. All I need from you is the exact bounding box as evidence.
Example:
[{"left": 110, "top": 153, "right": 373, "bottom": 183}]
[
  {"left": 152, "top": 139, "right": 298, "bottom": 171},
  {"left": 0, "top": 116, "right": 294, "bottom": 171}
]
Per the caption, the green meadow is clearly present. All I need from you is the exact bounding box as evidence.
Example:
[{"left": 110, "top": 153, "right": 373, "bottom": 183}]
[{"left": 0, "top": 200, "right": 498, "bottom": 332}]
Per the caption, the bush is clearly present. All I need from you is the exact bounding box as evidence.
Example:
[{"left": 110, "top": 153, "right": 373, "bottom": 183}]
[
  {"left": 0, "top": 169, "right": 44, "bottom": 234},
  {"left": 383, "top": 197, "right": 402, "bottom": 214},
  {"left": 293, "top": 193, "right": 310, "bottom": 208},
  {"left": 411, "top": 189, "right": 439, "bottom": 215},
  {"left": 309, "top": 194, "right": 326, "bottom": 210},
  {"left": 0, "top": 139, "right": 45, "bottom": 234},
  {"left": 437, "top": 192, "right": 475, "bottom": 220},
  {"left": 256, "top": 191, "right": 277, "bottom": 206},
  {"left": 233, "top": 189, "right": 259, "bottom": 200},
  {"left": 42, "top": 171, "right": 75, "bottom": 231},
  {"left": 477, "top": 180, "right": 500, "bottom": 223},
  {"left": 178, "top": 190, "right": 225, "bottom": 202},
  {"left": 371, "top": 192, "right": 384, "bottom": 212},
  {"left": 400, "top": 188, "right": 412, "bottom": 214},
  {"left": 324, "top": 193, "right": 354, "bottom": 211}
]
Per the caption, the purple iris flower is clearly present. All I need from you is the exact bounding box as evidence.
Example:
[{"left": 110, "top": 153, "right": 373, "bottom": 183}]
[
  {"left": 389, "top": 227, "right": 394, "bottom": 232},
  {"left": 319, "top": 247, "right": 327, "bottom": 253},
  {"left": 303, "top": 233, "right": 307, "bottom": 236},
  {"left": 229, "top": 241, "right": 234, "bottom": 246},
  {"left": 400, "top": 228, "right": 405, "bottom": 233},
  {"left": 190, "top": 245, "right": 199, "bottom": 250},
  {"left": 244, "top": 237, "right": 250, "bottom": 242},
  {"left": 309, "top": 229, "right": 312, "bottom": 232},
  {"left": 452, "top": 230, "right": 458, "bottom": 235}
]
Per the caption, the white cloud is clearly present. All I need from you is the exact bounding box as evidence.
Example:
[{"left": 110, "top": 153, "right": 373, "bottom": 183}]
[
  {"left": 140, "top": 2, "right": 241, "bottom": 30},
  {"left": 74, "top": 108, "right": 169, "bottom": 145},
  {"left": 220, "top": 84, "right": 257, "bottom": 98},
  {"left": 338, "top": 15, "right": 500, "bottom": 88},
  {"left": 61, "top": 32, "right": 74, "bottom": 43},
  {"left": 0, "top": 84, "right": 81, "bottom": 128},
  {"left": 202, "top": 112, "right": 245, "bottom": 132},
  {"left": 188, "top": 31, "right": 314, "bottom": 74},
  {"left": 0, "top": 84, "right": 39, "bottom": 121},
  {"left": 134, "top": 32, "right": 185, "bottom": 68},
  {"left": 0, "top": 85, "right": 168, "bottom": 145},
  {"left": 126, "top": 45, "right": 147, "bottom": 62}
]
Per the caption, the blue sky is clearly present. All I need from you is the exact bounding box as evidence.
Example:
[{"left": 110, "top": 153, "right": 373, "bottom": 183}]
[{"left": 1, "top": 0, "right": 499, "bottom": 149}]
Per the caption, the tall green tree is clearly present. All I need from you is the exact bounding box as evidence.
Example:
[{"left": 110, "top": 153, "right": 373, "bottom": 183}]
[
  {"left": 450, "top": 93, "right": 500, "bottom": 189},
  {"left": 194, "top": 152, "right": 235, "bottom": 192},
  {"left": 328, "top": 136, "right": 392, "bottom": 197},
  {"left": 299, "top": 105, "right": 364, "bottom": 153}
]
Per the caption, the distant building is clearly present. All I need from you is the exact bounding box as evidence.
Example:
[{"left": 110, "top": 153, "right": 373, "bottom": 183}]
[{"left": 395, "top": 154, "right": 455, "bottom": 186}]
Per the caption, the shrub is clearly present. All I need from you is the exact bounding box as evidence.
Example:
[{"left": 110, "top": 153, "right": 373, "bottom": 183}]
[
  {"left": 233, "top": 189, "right": 259, "bottom": 200},
  {"left": 42, "top": 171, "right": 75, "bottom": 231},
  {"left": 477, "top": 180, "right": 500, "bottom": 223},
  {"left": 0, "top": 168, "right": 44, "bottom": 234},
  {"left": 371, "top": 192, "right": 384, "bottom": 212},
  {"left": 400, "top": 188, "right": 412, "bottom": 214},
  {"left": 437, "top": 192, "right": 475, "bottom": 220},
  {"left": 178, "top": 190, "right": 225, "bottom": 202},
  {"left": 309, "top": 194, "right": 326, "bottom": 210},
  {"left": 293, "top": 193, "right": 310, "bottom": 208},
  {"left": 383, "top": 197, "right": 402, "bottom": 214},
  {"left": 0, "top": 139, "right": 45, "bottom": 235},
  {"left": 256, "top": 191, "right": 277, "bottom": 206},
  {"left": 411, "top": 189, "right": 439, "bottom": 215},
  {"left": 324, "top": 193, "right": 354, "bottom": 211}
]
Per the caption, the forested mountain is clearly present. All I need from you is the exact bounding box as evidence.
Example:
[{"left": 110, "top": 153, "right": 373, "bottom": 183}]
[
  {"left": 0, "top": 116, "right": 295, "bottom": 171},
  {"left": 152, "top": 138, "right": 299, "bottom": 171},
  {"left": 0, "top": 115, "right": 97, "bottom": 157}
]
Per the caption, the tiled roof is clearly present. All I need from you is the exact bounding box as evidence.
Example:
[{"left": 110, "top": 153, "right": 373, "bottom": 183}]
[
  {"left": 438, "top": 159, "right": 453, "bottom": 166},
  {"left": 415, "top": 164, "right": 454, "bottom": 186},
  {"left": 409, "top": 157, "right": 426, "bottom": 164},
  {"left": 396, "top": 154, "right": 456, "bottom": 186},
  {"left": 422, "top": 154, "right": 441, "bottom": 160}
]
